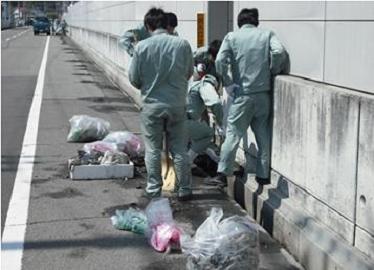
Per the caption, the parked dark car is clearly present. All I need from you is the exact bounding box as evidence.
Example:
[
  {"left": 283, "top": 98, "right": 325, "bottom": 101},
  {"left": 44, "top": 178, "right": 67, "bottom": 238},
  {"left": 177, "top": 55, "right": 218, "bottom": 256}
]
[{"left": 33, "top": 17, "right": 50, "bottom": 35}]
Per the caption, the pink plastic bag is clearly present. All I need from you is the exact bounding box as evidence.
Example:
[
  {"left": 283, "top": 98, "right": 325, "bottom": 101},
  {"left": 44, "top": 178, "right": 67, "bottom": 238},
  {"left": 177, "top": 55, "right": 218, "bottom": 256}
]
[
  {"left": 103, "top": 131, "right": 145, "bottom": 157},
  {"left": 83, "top": 141, "right": 118, "bottom": 154},
  {"left": 145, "top": 198, "right": 181, "bottom": 252},
  {"left": 150, "top": 223, "right": 181, "bottom": 252}
]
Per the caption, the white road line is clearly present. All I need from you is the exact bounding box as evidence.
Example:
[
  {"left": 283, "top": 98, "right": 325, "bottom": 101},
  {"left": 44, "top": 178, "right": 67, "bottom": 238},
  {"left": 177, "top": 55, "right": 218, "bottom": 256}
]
[
  {"left": 1, "top": 36, "right": 50, "bottom": 270},
  {"left": 6, "top": 29, "right": 30, "bottom": 42}
]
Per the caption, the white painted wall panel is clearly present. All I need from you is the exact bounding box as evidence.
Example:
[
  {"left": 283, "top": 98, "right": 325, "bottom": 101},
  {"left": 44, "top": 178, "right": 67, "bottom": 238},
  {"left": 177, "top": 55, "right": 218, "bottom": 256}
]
[
  {"left": 326, "top": 1, "right": 374, "bottom": 20},
  {"left": 238, "top": 1, "right": 325, "bottom": 20},
  {"left": 118, "top": 2, "right": 136, "bottom": 21},
  {"left": 261, "top": 21, "right": 325, "bottom": 81},
  {"left": 324, "top": 22, "right": 374, "bottom": 93},
  {"left": 114, "top": 21, "right": 136, "bottom": 36},
  {"left": 135, "top": 1, "right": 177, "bottom": 20},
  {"left": 176, "top": 1, "right": 206, "bottom": 20},
  {"left": 176, "top": 21, "right": 198, "bottom": 50}
]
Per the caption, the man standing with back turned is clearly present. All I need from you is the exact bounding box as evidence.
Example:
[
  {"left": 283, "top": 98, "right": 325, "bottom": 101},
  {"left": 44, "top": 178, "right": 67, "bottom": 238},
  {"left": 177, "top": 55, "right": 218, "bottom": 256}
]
[
  {"left": 209, "top": 8, "right": 287, "bottom": 187},
  {"left": 129, "top": 8, "right": 194, "bottom": 200}
]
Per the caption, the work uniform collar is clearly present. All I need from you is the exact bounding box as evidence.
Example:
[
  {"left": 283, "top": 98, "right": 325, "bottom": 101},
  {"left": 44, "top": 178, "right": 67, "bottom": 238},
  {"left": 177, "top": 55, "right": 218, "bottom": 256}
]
[
  {"left": 152, "top": 28, "right": 168, "bottom": 36},
  {"left": 241, "top": 24, "right": 256, "bottom": 29}
]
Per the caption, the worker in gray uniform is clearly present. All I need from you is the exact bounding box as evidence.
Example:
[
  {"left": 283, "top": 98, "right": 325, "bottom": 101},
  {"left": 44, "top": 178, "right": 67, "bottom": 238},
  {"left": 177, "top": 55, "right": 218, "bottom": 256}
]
[
  {"left": 128, "top": 8, "right": 193, "bottom": 200},
  {"left": 119, "top": 12, "right": 178, "bottom": 57},
  {"left": 208, "top": 8, "right": 287, "bottom": 187},
  {"left": 193, "top": 39, "right": 222, "bottom": 80},
  {"left": 186, "top": 69, "right": 223, "bottom": 170}
]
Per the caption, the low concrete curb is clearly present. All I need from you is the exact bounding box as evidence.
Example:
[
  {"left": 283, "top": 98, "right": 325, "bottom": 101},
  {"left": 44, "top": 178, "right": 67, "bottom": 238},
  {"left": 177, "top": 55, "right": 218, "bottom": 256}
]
[{"left": 227, "top": 172, "right": 374, "bottom": 270}]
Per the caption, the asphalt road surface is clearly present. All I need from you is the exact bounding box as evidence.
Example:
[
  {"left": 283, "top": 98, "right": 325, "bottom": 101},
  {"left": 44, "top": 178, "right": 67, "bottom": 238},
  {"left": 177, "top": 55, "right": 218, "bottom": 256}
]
[{"left": 1, "top": 27, "right": 44, "bottom": 233}]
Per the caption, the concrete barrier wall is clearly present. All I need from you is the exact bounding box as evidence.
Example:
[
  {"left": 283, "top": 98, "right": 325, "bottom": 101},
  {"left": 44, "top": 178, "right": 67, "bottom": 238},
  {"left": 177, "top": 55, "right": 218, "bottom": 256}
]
[
  {"left": 229, "top": 76, "right": 374, "bottom": 269},
  {"left": 356, "top": 97, "right": 374, "bottom": 258},
  {"left": 269, "top": 76, "right": 374, "bottom": 261},
  {"left": 272, "top": 77, "right": 359, "bottom": 225}
]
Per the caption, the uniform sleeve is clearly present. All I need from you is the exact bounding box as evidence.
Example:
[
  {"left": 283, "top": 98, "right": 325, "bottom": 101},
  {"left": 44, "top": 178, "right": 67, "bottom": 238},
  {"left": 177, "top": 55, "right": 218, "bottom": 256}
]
[
  {"left": 269, "top": 32, "right": 287, "bottom": 75},
  {"left": 199, "top": 82, "right": 223, "bottom": 126},
  {"left": 184, "top": 41, "right": 194, "bottom": 79},
  {"left": 128, "top": 48, "right": 141, "bottom": 89},
  {"left": 119, "top": 29, "right": 137, "bottom": 57},
  {"left": 215, "top": 34, "right": 233, "bottom": 87},
  {"left": 119, "top": 25, "right": 148, "bottom": 57}
]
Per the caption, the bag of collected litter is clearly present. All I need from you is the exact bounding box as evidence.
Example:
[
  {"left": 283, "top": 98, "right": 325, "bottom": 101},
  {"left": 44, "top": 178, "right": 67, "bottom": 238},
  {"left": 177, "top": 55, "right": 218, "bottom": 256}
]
[
  {"left": 181, "top": 207, "right": 259, "bottom": 270},
  {"left": 83, "top": 141, "right": 118, "bottom": 155},
  {"left": 67, "top": 115, "right": 110, "bottom": 142},
  {"left": 145, "top": 198, "right": 181, "bottom": 252},
  {"left": 111, "top": 208, "right": 148, "bottom": 234},
  {"left": 69, "top": 150, "right": 103, "bottom": 167},
  {"left": 103, "top": 131, "right": 145, "bottom": 157},
  {"left": 100, "top": 151, "right": 130, "bottom": 165}
]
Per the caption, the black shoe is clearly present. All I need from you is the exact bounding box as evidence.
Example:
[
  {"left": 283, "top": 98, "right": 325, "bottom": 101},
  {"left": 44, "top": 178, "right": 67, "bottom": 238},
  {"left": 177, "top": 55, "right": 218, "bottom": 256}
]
[
  {"left": 255, "top": 176, "right": 271, "bottom": 185},
  {"left": 233, "top": 166, "right": 245, "bottom": 178},
  {"left": 177, "top": 193, "right": 193, "bottom": 201},
  {"left": 204, "top": 173, "right": 227, "bottom": 187},
  {"left": 194, "top": 154, "right": 218, "bottom": 177},
  {"left": 191, "top": 166, "right": 209, "bottom": 177}
]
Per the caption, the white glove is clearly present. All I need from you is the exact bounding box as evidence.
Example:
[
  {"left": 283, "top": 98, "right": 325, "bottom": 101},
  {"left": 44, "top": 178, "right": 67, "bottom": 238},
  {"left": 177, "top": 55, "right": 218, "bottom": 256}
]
[
  {"left": 196, "top": 63, "right": 206, "bottom": 73},
  {"left": 217, "top": 126, "right": 225, "bottom": 137},
  {"left": 225, "top": 84, "right": 239, "bottom": 97}
]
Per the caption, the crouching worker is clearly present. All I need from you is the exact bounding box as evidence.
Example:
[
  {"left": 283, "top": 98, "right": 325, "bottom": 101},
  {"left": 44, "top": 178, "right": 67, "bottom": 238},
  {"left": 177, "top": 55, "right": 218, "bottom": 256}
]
[
  {"left": 128, "top": 8, "right": 194, "bottom": 201},
  {"left": 186, "top": 67, "right": 223, "bottom": 175}
]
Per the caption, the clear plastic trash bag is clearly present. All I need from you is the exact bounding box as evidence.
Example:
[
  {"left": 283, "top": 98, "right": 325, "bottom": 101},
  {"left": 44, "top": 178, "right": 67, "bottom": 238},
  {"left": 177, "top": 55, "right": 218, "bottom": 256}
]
[
  {"left": 103, "top": 131, "right": 145, "bottom": 157},
  {"left": 82, "top": 141, "right": 118, "bottom": 155},
  {"left": 181, "top": 207, "right": 259, "bottom": 270},
  {"left": 100, "top": 151, "right": 130, "bottom": 165},
  {"left": 67, "top": 115, "right": 110, "bottom": 142}
]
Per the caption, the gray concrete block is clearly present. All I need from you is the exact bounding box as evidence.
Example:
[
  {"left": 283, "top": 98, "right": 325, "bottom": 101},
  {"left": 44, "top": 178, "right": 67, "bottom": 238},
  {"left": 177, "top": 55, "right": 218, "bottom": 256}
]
[
  {"left": 272, "top": 170, "right": 354, "bottom": 244},
  {"left": 232, "top": 171, "right": 374, "bottom": 270},
  {"left": 355, "top": 226, "right": 374, "bottom": 261},
  {"left": 272, "top": 76, "right": 359, "bottom": 221},
  {"left": 356, "top": 97, "right": 374, "bottom": 236},
  {"left": 300, "top": 217, "right": 374, "bottom": 270}
]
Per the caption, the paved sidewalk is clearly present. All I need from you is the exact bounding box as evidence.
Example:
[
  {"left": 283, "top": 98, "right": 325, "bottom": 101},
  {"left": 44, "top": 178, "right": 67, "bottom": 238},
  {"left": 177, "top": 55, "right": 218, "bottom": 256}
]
[{"left": 20, "top": 35, "right": 304, "bottom": 270}]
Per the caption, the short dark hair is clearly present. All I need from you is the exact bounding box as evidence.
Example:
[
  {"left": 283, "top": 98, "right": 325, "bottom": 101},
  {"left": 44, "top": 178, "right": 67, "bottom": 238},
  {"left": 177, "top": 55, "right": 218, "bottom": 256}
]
[
  {"left": 144, "top": 8, "right": 167, "bottom": 31},
  {"left": 165, "top": 12, "right": 178, "bottom": 28},
  {"left": 208, "top": 39, "right": 222, "bottom": 60},
  {"left": 237, "top": 8, "right": 259, "bottom": 28}
]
